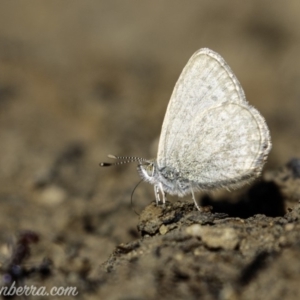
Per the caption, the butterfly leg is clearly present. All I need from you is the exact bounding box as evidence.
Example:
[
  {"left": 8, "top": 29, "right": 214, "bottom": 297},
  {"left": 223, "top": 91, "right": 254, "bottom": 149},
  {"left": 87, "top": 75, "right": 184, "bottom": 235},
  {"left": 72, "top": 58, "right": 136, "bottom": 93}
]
[
  {"left": 159, "top": 182, "right": 166, "bottom": 206},
  {"left": 154, "top": 183, "right": 166, "bottom": 207},
  {"left": 154, "top": 184, "right": 160, "bottom": 205},
  {"left": 191, "top": 190, "right": 201, "bottom": 211}
]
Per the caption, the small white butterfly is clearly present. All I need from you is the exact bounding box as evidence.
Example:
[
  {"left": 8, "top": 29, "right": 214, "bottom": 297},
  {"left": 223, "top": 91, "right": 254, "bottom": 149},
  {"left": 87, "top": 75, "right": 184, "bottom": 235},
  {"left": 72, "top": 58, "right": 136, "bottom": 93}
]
[{"left": 100, "top": 48, "right": 271, "bottom": 210}]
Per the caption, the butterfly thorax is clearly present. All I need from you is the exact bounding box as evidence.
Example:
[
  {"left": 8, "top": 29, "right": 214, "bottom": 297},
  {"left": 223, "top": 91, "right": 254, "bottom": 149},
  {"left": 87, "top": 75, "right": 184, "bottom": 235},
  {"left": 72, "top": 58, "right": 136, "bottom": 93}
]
[{"left": 138, "top": 161, "right": 192, "bottom": 197}]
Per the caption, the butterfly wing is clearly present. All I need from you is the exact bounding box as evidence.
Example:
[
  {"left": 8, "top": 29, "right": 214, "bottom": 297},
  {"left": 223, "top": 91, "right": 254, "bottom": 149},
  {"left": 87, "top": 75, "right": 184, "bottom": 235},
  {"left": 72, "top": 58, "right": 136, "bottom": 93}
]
[{"left": 157, "top": 48, "right": 271, "bottom": 190}]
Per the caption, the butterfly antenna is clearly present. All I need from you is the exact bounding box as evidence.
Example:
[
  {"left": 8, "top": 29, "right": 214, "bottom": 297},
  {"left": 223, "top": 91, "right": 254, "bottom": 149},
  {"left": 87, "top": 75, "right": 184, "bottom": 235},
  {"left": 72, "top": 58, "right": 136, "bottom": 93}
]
[{"left": 99, "top": 154, "right": 148, "bottom": 167}]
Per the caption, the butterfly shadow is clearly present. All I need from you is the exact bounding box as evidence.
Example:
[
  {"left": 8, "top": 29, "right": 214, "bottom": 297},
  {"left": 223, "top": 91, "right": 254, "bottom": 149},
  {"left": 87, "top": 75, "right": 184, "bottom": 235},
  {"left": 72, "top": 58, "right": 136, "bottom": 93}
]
[{"left": 201, "top": 181, "right": 285, "bottom": 218}]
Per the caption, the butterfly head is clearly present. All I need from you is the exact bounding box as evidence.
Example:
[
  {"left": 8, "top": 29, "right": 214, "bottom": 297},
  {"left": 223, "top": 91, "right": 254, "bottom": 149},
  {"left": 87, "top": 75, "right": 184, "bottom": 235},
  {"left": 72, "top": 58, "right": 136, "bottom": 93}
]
[{"left": 137, "top": 160, "right": 158, "bottom": 185}]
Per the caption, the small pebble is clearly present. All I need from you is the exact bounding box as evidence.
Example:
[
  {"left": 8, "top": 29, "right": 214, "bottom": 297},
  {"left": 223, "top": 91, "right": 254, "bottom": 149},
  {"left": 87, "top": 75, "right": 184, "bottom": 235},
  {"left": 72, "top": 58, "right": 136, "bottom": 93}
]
[{"left": 159, "top": 224, "right": 168, "bottom": 235}]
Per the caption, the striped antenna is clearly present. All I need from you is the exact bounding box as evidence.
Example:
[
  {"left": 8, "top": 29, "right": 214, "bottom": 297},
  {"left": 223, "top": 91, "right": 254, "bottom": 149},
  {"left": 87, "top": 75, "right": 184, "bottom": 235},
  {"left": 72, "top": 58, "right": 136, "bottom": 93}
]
[{"left": 99, "top": 154, "right": 148, "bottom": 167}]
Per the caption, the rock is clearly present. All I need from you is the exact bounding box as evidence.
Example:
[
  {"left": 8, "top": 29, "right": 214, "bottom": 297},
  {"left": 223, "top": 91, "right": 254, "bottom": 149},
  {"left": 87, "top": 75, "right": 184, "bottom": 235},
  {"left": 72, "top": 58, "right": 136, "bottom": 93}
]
[{"left": 186, "top": 224, "right": 239, "bottom": 250}]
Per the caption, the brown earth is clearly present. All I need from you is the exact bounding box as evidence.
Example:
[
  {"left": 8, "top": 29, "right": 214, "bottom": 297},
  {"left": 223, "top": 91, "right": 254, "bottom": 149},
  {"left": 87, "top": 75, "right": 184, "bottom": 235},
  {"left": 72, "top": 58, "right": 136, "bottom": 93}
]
[{"left": 0, "top": 1, "right": 300, "bottom": 299}]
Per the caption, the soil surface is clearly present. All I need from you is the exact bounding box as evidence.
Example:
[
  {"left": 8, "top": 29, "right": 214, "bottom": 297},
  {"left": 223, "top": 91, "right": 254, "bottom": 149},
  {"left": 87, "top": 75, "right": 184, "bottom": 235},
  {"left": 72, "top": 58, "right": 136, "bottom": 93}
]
[{"left": 0, "top": 1, "right": 300, "bottom": 300}]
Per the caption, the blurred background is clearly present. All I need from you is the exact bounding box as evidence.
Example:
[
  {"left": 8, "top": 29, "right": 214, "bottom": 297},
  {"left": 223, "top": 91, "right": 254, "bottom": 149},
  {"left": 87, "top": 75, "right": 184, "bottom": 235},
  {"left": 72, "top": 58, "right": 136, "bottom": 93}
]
[{"left": 0, "top": 0, "right": 299, "bottom": 286}]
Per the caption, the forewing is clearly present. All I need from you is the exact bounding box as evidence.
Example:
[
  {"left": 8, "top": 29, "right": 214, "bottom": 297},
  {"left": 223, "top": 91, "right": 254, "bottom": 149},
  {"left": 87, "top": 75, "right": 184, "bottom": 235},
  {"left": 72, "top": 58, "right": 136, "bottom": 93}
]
[{"left": 157, "top": 48, "right": 247, "bottom": 166}]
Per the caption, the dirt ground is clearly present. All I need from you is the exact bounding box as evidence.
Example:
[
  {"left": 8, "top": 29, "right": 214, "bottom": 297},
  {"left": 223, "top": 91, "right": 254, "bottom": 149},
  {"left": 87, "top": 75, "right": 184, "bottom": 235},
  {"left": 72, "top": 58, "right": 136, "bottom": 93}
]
[{"left": 0, "top": 1, "right": 300, "bottom": 299}]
